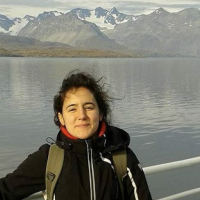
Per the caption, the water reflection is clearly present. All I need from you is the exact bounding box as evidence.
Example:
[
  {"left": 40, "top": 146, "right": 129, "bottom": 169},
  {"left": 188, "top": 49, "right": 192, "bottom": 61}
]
[{"left": 0, "top": 57, "right": 200, "bottom": 199}]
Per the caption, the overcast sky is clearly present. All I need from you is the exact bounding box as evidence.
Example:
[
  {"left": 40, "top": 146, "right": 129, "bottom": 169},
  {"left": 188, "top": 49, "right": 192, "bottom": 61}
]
[{"left": 1, "top": 0, "right": 200, "bottom": 19}]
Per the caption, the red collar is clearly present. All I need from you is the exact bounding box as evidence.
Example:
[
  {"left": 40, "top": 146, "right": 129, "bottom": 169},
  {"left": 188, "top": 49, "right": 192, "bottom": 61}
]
[
  {"left": 98, "top": 121, "right": 106, "bottom": 137},
  {"left": 60, "top": 121, "right": 106, "bottom": 140},
  {"left": 60, "top": 125, "right": 78, "bottom": 140}
]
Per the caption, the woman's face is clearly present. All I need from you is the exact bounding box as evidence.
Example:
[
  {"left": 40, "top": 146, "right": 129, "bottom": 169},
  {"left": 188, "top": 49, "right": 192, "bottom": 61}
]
[{"left": 58, "top": 87, "right": 103, "bottom": 139}]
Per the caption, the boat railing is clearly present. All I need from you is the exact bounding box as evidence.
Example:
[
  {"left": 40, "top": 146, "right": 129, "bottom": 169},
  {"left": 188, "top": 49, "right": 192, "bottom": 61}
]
[
  {"left": 25, "top": 156, "right": 200, "bottom": 200},
  {"left": 143, "top": 156, "right": 200, "bottom": 200}
]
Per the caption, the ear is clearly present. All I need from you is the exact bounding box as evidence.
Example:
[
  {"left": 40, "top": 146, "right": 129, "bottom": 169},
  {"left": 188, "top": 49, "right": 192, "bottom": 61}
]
[
  {"left": 99, "top": 113, "right": 103, "bottom": 121},
  {"left": 58, "top": 112, "right": 65, "bottom": 126}
]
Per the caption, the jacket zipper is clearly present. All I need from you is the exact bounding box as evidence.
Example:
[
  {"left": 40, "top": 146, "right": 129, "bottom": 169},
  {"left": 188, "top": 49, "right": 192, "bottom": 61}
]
[{"left": 85, "top": 140, "right": 96, "bottom": 200}]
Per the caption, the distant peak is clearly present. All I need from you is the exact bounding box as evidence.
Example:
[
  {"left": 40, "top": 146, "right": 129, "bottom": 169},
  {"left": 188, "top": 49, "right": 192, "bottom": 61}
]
[
  {"left": 71, "top": 8, "right": 84, "bottom": 12},
  {"left": 110, "top": 7, "right": 119, "bottom": 14},
  {"left": 112, "top": 7, "right": 118, "bottom": 11},
  {"left": 95, "top": 7, "right": 108, "bottom": 17},
  {"left": 95, "top": 7, "right": 107, "bottom": 12},
  {"left": 37, "top": 11, "right": 55, "bottom": 19},
  {"left": 153, "top": 7, "right": 168, "bottom": 14},
  {"left": 178, "top": 7, "right": 200, "bottom": 14},
  {"left": 71, "top": 8, "right": 79, "bottom": 11},
  {"left": 52, "top": 11, "right": 63, "bottom": 16},
  {"left": 96, "top": 6, "right": 103, "bottom": 9},
  {"left": 0, "top": 14, "right": 9, "bottom": 20},
  {"left": 13, "top": 17, "right": 21, "bottom": 22},
  {"left": 70, "top": 8, "right": 91, "bottom": 19},
  {"left": 24, "top": 15, "right": 35, "bottom": 20}
]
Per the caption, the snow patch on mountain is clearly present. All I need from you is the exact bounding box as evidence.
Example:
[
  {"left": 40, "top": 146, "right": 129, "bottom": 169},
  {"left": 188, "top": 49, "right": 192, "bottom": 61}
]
[
  {"left": 9, "top": 18, "right": 30, "bottom": 35},
  {"left": 0, "top": 27, "right": 6, "bottom": 33},
  {"left": 53, "top": 11, "right": 63, "bottom": 16},
  {"left": 0, "top": 15, "right": 35, "bottom": 35},
  {"left": 71, "top": 7, "right": 133, "bottom": 30},
  {"left": 37, "top": 11, "right": 63, "bottom": 19},
  {"left": 85, "top": 10, "right": 114, "bottom": 29}
]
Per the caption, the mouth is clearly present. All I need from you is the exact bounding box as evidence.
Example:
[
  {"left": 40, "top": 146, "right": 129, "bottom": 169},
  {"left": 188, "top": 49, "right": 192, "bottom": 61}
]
[{"left": 76, "top": 124, "right": 90, "bottom": 128}]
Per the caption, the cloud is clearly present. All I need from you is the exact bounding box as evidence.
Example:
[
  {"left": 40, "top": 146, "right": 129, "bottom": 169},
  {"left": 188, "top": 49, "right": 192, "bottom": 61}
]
[
  {"left": 0, "top": 5, "right": 60, "bottom": 19},
  {"left": 0, "top": 6, "right": 11, "bottom": 13},
  {"left": 0, "top": 0, "right": 67, "bottom": 18},
  {"left": 111, "top": 1, "right": 200, "bottom": 14},
  {"left": 0, "top": 0, "right": 62, "bottom": 8},
  {"left": 1, "top": 0, "right": 200, "bottom": 18}
]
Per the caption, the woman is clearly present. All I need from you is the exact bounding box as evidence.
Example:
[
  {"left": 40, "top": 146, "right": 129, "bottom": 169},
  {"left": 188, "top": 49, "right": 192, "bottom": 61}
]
[{"left": 0, "top": 72, "right": 152, "bottom": 200}]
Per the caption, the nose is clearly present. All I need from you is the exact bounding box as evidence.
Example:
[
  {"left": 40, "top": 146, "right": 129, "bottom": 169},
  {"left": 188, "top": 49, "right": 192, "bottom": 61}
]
[{"left": 78, "top": 107, "right": 87, "bottom": 120}]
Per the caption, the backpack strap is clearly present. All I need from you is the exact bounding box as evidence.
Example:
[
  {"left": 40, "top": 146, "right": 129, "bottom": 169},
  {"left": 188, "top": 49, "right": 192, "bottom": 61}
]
[
  {"left": 44, "top": 144, "right": 126, "bottom": 200},
  {"left": 112, "top": 149, "right": 127, "bottom": 200},
  {"left": 45, "top": 144, "right": 64, "bottom": 200}
]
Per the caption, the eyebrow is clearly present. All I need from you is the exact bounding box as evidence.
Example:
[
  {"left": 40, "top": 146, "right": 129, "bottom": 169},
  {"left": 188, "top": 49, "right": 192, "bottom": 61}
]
[
  {"left": 84, "top": 102, "right": 95, "bottom": 106},
  {"left": 66, "top": 102, "right": 95, "bottom": 109}
]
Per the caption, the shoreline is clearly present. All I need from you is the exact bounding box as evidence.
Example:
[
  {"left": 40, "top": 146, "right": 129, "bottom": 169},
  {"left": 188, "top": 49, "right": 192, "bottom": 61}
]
[{"left": 0, "top": 47, "right": 142, "bottom": 58}]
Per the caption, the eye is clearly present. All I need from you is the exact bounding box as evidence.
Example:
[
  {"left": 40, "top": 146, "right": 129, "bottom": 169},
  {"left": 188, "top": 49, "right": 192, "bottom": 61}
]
[
  {"left": 68, "top": 108, "right": 76, "bottom": 112},
  {"left": 85, "top": 106, "right": 94, "bottom": 110}
]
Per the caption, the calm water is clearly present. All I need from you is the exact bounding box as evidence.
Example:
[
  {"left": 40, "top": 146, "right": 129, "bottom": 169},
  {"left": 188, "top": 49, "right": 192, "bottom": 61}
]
[{"left": 0, "top": 57, "right": 200, "bottom": 199}]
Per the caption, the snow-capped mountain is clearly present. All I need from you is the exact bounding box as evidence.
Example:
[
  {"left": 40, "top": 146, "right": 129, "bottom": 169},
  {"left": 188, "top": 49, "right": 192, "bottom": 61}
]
[
  {"left": 70, "top": 7, "right": 134, "bottom": 30},
  {"left": 37, "top": 11, "right": 64, "bottom": 19},
  {"left": 0, "top": 14, "right": 14, "bottom": 32},
  {"left": 9, "top": 15, "right": 36, "bottom": 35},
  {"left": 2, "top": 7, "right": 200, "bottom": 56},
  {"left": 107, "top": 7, "right": 200, "bottom": 56},
  {"left": 18, "top": 13, "right": 124, "bottom": 50},
  {"left": 0, "top": 11, "right": 63, "bottom": 35},
  {"left": 0, "top": 8, "right": 137, "bottom": 35},
  {"left": 0, "top": 14, "right": 35, "bottom": 35}
]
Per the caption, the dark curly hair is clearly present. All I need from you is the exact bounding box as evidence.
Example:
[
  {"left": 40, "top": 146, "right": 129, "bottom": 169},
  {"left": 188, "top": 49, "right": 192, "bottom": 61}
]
[{"left": 53, "top": 71, "right": 111, "bottom": 127}]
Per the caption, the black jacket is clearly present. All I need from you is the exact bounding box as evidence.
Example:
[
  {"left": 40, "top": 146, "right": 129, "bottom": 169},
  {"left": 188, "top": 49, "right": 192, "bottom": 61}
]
[{"left": 0, "top": 125, "right": 152, "bottom": 200}]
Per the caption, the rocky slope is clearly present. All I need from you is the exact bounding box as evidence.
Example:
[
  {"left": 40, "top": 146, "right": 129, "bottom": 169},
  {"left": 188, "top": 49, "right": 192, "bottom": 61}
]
[
  {"left": 107, "top": 8, "right": 200, "bottom": 56},
  {"left": 1, "top": 7, "right": 200, "bottom": 56},
  {"left": 18, "top": 13, "right": 124, "bottom": 51},
  {"left": 0, "top": 33, "right": 70, "bottom": 48}
]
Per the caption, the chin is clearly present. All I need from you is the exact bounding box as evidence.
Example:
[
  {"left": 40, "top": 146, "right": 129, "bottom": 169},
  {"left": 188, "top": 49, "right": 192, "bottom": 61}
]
[{"left": 77, "top": 133, "right": 94, "bottom": 140}]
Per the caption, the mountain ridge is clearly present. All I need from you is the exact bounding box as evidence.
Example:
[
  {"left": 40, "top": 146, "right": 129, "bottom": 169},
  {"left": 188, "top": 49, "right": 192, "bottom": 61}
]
[
  {"left": 106, "top": 7, "right": 200, "bottom": 56},
  {"left": 17, "top": 12, "right": 126, "bottom": 51},
  {"left": 1, "top": 7, "right": 200, "bottom": 56}
]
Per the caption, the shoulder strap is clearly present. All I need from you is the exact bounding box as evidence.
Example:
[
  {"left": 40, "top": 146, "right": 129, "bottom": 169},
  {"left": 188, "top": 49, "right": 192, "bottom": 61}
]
[
  {"left": 112, "top": 149, "right": 127, "bottom": 200},
  {"left": 45, "top": 144, "right": 64, "bottom": 200},
  {"left": 45, "top": 145, "right": 126, "bottom": 200}
]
